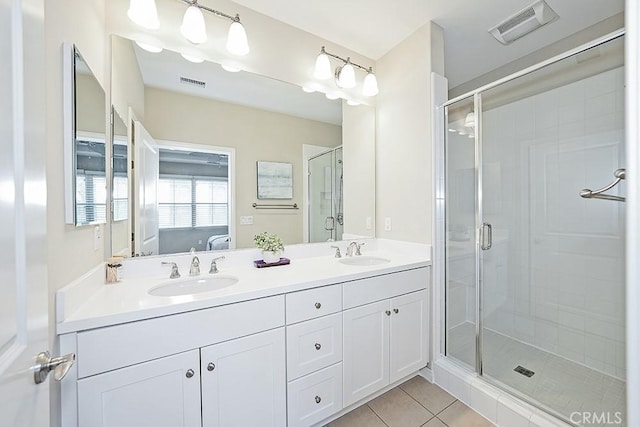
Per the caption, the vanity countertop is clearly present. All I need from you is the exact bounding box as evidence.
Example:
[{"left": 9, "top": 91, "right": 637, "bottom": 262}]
[{"left": 57, "top": 241, "right": 431, "bottom": 334}]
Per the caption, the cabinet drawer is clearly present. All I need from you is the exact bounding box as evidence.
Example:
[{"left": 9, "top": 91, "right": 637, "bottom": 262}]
[
  {"left": 287, "top": 363, "right": 343, "bottom": 427},
  {"left": 286, "top": 313, "right": 342, "bottom": 380},
  {"left": 286, "top": 285, "right": 342, "bottom": 324},
  {"left": 77, "top": 295, "right": 285, "bottom": 378},
  {"left": 343, "top": 267, "right": 429, "bottom": 309}
]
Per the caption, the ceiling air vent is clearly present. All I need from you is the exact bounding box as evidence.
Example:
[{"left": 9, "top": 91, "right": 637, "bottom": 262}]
[
  {"left": 180, "top": 76, "right": 206, "bottom": 88},
  {"left": 489, "top": 0, "right": 558, "bottom": 45}
]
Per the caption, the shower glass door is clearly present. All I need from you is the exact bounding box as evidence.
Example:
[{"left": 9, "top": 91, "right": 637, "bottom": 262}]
[
  {"left": 479, "top": 37, "right": 626, "bottom": 423},
  {"left": 308, "top": 147, "right": 343, "bottom": 242}
]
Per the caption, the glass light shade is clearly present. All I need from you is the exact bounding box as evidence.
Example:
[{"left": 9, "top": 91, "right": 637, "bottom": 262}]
[
  {"left": 128, "top": 0, "right": 159, "bottom": 29},
  {"left": 181, "top": 53, "right": 204, "bottom": 63},
  {"left": 135, "top": 41, "right": 163, "bottom": 53},
  {"left": 325, "top": 92, "right": 340, "bottom": 100},
  {"left": 363, "top": 72, "right": 379, "bottom": 96},
  {"left": 181, "top": 5, "right": 207, "bottom": 44},
  {"left": 314, "top": 53, "right": 332, "bottom": 80},
  {"left": 337, "top": 63, "right": 356, "bottom": 89},
  {"left": 226, "top": 21, "right": 250, "bottom": 56},
  {"left": 464, "top": 112, "right": 475, "bottom": 128},
  {"left": 347, "top": 99, "right": 361, "bottom": 106}
]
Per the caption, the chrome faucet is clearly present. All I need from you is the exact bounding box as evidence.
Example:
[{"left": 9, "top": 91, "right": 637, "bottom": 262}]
[
  {"left": 330, "top": 245, "right": 342, "bottom": 258},
  {"left": 189, "top": 248, "right": 200, "bottom": 276},
  {"left": 161, "top": 262, "right": 181, "bottom": 279},
  {"left": 346, "top": 241, "right": 364, "bottom": 257},
  {"left": 209, "top": 256, "right": 225, "bottom": 274}
]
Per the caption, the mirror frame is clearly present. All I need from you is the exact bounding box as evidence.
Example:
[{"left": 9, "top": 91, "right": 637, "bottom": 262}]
[{"left": 63, "top": 43, "right": 107, "bottom": 226}]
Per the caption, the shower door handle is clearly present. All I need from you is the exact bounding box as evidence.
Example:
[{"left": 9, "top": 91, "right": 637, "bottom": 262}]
[{"left": 480, "top": 223, "right": 492, "bottom": 250}]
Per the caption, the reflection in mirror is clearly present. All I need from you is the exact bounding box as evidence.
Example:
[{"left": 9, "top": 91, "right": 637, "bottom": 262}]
[
  {"left": 65, "top": 45, "right": 107, "bottom": 226},
  {"left": 112, "top": 107, "right": 128, "bottom": 222},
  {"left": 109, "top": 34, "right": 374, "bottom": 258}
]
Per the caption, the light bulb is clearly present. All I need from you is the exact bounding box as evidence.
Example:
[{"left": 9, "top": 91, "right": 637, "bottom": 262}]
[
  {"left": 363, "top": 70, "right": 379, "bottom": 96},
  {"left": 128, "top": 0, "right": 159, "bottom": 29},
  {"left": 227, "top": 21, "right": 250, "bottom": 56},
  {"left": 302, "top": 85, "right": 316, "bottom": 93},
  {"left": 181, "top": 53, "right": 204, "bottom": 63},
  {"left": 347, "top": 99, "right": 361, "bottom": 106},
  {"left": 181, "top": 5, "right": 207, "bottom": 45},
  {"left": 314, "top": 52, "right": 332, "bottom": 80},
  {"left": 135, "top": 41, "right": 162, "bottom": 53},
  {"left": 325, "top": 92, "right": 340, "bottom": 100},
  {"left": 337, "top": 61, "right": 356, "bottom": 89}
]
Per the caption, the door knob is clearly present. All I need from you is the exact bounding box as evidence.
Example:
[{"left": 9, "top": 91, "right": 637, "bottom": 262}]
[
  {"left": 186, "top": 369, "right": 195, "bottom": 378},
  {"left": 207, "top": 363, "right": 216, "bottom": 371},
  {"left": 315, "top": 343, "right": 321, "bottom": 350},
  {"left": 315, "top": 302, "right": 322, "bottom": 309},
  {"left": 33, "top": 351, "right": 76, "bottom": 384},
  {"left": 393, "top": 308, "right": 399, "bottom": 314},
  {"left": 385, "top": 310, "right": 391, "bottom": 316}
]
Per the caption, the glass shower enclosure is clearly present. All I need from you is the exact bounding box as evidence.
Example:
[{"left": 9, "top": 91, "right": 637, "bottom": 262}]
[
  {"left": 308, "top": 147, "right": 344, "bottom": 242},
  {"left": 444, "top": 33, "right": 626, "bottom": 425}
]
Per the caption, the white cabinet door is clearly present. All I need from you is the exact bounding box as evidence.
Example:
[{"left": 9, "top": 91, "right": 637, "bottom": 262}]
[
  {"left": 201, "top": 328, "right": 286, "bottom": 427},
  {"left": 389, "top": 290, "right": 429, "bottom": 383},
  {"left": 342, "top": 300, "right": 390, "bottom": 407},
  {"left": 77, "top": 350, "right": 201, "bottom": 427}
]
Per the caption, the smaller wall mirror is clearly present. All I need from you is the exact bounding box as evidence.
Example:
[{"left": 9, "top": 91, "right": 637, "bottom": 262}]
[
  {"left": 112, "top": 107, "right": 128, "bottom": 222},
  {"left": 64, "top": 44, "right": 107, "bottom": 226}
]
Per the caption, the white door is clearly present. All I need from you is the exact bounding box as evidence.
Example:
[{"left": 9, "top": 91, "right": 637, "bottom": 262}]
[
  {"left": 389, "top": 291, "right": 429, "bottom": 383},
  {"left": 0, "top": 0, "right": 49, "bottom": 426},
  {"left": 77, "top": 350, "right": 202, "bottom": 427},
  {"left": 133, "top": 120, "right": 159, "bottom": 256},
  {"left": 342, "top": 300, "right": 390, "bottom": 407},
  {"left": 200, "top": 328, "right": 286, "bottom": 427}
]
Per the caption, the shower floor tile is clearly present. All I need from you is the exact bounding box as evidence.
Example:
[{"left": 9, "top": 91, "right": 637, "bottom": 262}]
[{"left": 448, "top": 322, "right": 626, "bottom": 426}]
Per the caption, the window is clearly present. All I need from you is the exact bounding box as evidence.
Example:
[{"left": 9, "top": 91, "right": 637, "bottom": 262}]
[
  {"left": 76, "top": 172, "right": 107, "bottom": 224},
  {"left": 112, "top": 175, "right": 128, "bottom": 221},
  {"left": 159, "top": 177, "right": 228, "bottom": 229}
]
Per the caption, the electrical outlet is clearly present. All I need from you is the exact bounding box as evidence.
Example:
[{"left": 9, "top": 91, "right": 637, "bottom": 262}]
[
  {"left": 240, "top": 215, "right": 254, "bottom": 225},
  {"left": 365, "top": 217, "right": 372, "bottom": 230},
  {"left": 94, "top": 226, "right": 101, "bottom": 251},
  {"left": 384, "top": 217, "right": 392, "bottom": 232}
]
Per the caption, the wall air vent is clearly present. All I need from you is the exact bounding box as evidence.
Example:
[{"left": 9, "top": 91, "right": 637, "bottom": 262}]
[
  {"left": 489, "top": 0, "right": 558, "bottom": 45},
  {"left": 179, "top": 76, "right": 206, "bottom": 88}
]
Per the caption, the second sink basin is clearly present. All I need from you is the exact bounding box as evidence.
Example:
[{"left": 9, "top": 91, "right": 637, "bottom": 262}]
[
  {"left": 339, "top": 256, "right": 390, "bottom": 266},
  {"left": 149, "top": 276, "right": 239, "bottom": 297}
]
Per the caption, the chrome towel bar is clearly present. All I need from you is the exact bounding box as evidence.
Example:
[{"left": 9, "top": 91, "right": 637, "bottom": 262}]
[{"left": 580, "top": 168, "right": 626, "bottom": 202}]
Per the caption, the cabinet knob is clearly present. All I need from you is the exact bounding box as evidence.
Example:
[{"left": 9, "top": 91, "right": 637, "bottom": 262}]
[
  {"left": 393, "top": 308, "right": 399, "bottom": 314},
  {"left": 207, "top": 363, "right": 216, "bottom": 371},
  {"left": 315, "top": 395, "right": 322, "bottom": 404},
  {"left": 385, "top": 310, "right": 391, "bottom": 316},
  {"left": 186, "top": 369, "right": 195, "bottom": 378},
  {"left": 315, "top": 343, "right": 321, "bottom": 350},
  {"left": 315, "top": 302, "right": 322, "bottom": 309}
]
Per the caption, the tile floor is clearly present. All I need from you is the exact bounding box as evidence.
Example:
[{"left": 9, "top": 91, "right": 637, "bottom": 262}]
[
  {"left": 448, "top": 322, "right": 626, "bottom": 427},
  {"left": 326, "top": 376, "right": 494, "bottom": 427}
]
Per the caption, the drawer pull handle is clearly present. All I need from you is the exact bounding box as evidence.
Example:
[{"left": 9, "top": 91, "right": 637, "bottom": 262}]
[
  {"left": 315, "top": 343, "right": 321, "bottom": 350},
  {"left": 207, "top": 363, "right": 216, "bottom": 371},
  {"left": 315, "top": 302, "right": 322, "bottom": 309},
  {"left": 186, "top": 369, "right": 195, "bottom": 378},
  {"left": 315, "top": 395, "right": 322, "bottom": 404},
  {"left": 393, "top": 308, "right": 399, "bottom": 314},
  {"left": 385, "top": 310, "right": 391, "bottom": 316}
]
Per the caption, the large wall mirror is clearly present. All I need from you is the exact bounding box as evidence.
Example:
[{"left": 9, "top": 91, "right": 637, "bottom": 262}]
[
  {"left": 109, "top": 35, "right": 375, "bottom": 258},
  {"left": 64, "top": 45, "right": 107, "bottom": 226}
]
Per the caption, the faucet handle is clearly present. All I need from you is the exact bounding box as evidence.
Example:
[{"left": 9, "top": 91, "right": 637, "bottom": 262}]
[
  {"left": 355, "top": 242, "right": 364, "bottom": 256},
  {"left": 330, "top": 245, "right": 342, "bottom": 258},
  {"left": 210, "top": 256, "right": 225, "bottom": 274},
  {"left": 161, "top": 261, "right": 180, "bottom": 279}
]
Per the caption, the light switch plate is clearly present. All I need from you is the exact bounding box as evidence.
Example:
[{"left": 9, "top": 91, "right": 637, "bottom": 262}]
[
  {"left": 384, "top": 217, "right": 392, "bottom": 231},
  {"left": 240, "top": 215, "right": 254, "bottom": 225},
  {"left": 366, "top": 217, "right": 372, "bottom": 230}
]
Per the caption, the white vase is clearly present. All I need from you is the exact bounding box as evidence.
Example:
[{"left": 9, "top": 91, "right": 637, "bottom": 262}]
[{"left": 262, "top": 250, "right": 281, "bottom": 264}]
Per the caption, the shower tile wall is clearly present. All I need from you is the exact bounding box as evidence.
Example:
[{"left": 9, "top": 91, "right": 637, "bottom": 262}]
[{"left": 482, "top": 67, "right": 626, "bottom": 379}]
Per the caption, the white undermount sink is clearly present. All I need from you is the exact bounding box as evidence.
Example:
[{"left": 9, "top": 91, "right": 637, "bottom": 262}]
[
  {"left": 148, "top": 276, "right": 239, "bottom": 297},
  {"left": 339, "top": 256, "right": 390, "bottom": 266}
]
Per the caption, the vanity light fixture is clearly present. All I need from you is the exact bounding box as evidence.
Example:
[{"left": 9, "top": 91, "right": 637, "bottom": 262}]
[
  {"left": 464, "top": 112, "right": 476, "bottom": 128},
  {"left": 314, "top": 46, "right": 379, "bottom": 97},
  {"left": 178, "top": 0, "right": 249, "bottom": 55}
]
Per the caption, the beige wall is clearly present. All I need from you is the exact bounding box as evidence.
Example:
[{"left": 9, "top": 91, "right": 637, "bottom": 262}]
[
  {"left": 75, "top": 73, "right": 106, "bottom": 134},
  {"left": 111, "top": 35, "right": 144, "bottom": 121},
  {"left": 144, "top": 87, "right": 341, "bottom": 248},
  {"left": 375, "top": 22, "right": 444, "bottom": 244},
  {"left": 343, "top": 103, "right": 375, "bottom": 237}
]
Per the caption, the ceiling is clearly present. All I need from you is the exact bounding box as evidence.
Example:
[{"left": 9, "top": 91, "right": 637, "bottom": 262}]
[{"left": 231, "top": 0, "right": 624, "bottom": 88}]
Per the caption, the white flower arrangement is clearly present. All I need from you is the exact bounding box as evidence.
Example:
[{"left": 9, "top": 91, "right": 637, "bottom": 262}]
[{"left": 253, "top": 232, "right": 285, "bottom": 253}]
